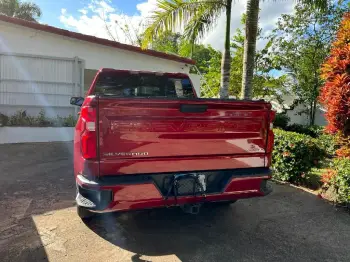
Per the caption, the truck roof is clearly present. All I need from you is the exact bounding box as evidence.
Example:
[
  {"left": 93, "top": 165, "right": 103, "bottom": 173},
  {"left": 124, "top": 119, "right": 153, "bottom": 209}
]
[{"left": 98, "top": 68, "right": 190, "bottom": 78}]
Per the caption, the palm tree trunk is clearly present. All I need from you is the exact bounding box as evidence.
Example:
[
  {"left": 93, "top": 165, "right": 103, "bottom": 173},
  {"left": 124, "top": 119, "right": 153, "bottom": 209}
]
[
  {"left": 241, "top": 0, "right": 260, "bottom": 99},
  {"left": 219, "top": 0, "right": 232, "bottom": 99}
]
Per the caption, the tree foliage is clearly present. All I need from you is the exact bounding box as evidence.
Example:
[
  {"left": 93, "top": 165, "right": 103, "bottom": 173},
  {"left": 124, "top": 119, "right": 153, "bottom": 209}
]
[
  {"left": 319, "top": 12, "right": 350, "bottom": 157},
  {"left": 0, "top": 0, "right": 41, "bottom": 22},
  {"left": 201, "top": 14, "right": 288, "bottom": 98},
  {"left": 141, "top": 0, "right": 233, "bottom": 98},
  {"left": 150, "top": 15, "right": 289, "bottom": 99},
  {"left": 230, "top": 17, "right": 288, "bottom": 98},
  {"left": 150, "top": 31, "right": 222, "bottom": 97},
  {"left": 150, "top": 31, "right": 220, "bottom": 74},
  {"left": 142, "top": 0, "right": 227, "bottom": 48},
  {"left": 269, "top": 2, "right": 347, "bottom": 125}
]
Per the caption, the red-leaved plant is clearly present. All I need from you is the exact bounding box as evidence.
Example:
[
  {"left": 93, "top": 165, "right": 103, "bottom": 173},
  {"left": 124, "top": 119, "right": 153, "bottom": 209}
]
[
  {"left": 321, "top": 169, "right": 337, "bottom": 185},
  {"left": 319, "top": 13, "right": 350, "bottom": 157}
]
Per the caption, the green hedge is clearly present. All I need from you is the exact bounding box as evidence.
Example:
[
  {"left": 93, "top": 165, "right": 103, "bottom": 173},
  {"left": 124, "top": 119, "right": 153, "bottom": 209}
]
[
  {"left": 318, "top": 133, "right": 338, "bottom": 157},
  {"left": 272, "top": 129, "right": 325, "bottom": 184},
  {"left": 0, "top": 110, "right": 76, "bottom": 127},
  {"left": 274, "top": 113, "right": 290, "bottom": 130},
  {"left": 330, "top": 158, "right": 350, "bottom": 204},
  {"left": 279, "top": 123, "right": 337, "bottom": 156},
  {"left": 284, "top": 124, "right": 323, "bottom": 138}
]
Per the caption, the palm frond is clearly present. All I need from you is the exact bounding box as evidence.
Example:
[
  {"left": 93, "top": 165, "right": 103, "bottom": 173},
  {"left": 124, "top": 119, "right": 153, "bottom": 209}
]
[
  {"left": 184, "top": 3, "right": 224, "bottom": 44},
  {"left": 142, "top": 0, "right": 226, "bottom": 49},
  {"left": 298, "top": 0, "right": 328, "bottom": 10}
]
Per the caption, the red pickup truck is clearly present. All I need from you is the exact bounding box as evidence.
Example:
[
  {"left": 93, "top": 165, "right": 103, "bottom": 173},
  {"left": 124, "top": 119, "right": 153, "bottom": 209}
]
[{"left": 70, "top": 68, "right": 275, "bottom": 219}]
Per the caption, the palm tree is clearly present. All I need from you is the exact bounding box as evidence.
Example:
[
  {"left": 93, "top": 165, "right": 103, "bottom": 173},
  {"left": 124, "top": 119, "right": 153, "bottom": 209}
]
[
  {"left": 143, "top": 0, "right": 328, "bottom": 99},
  {"left": 241, "top": 0, "right": 328, "bottom": 99},
  {"left": 142, "top": 0, "right": 233, "bottom": 98},
  {"left": 0, "top": 0, "right": 42, "bottom": 22}
]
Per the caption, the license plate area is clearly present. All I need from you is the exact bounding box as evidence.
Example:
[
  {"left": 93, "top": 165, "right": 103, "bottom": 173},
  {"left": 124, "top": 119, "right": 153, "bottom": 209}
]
[{"left": 164, "top": 174, "right": 206, "bottom": 197}]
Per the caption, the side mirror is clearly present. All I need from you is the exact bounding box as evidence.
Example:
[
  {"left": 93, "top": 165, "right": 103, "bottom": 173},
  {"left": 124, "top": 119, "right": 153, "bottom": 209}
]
[{"left": 70, "top": 97, "right": 84, "bottom": 107}]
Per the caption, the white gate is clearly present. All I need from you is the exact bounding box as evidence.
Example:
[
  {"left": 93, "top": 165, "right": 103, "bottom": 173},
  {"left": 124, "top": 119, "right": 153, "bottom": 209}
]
[{"left": 0, "top": 53, "right": 84, "bottom": 118}]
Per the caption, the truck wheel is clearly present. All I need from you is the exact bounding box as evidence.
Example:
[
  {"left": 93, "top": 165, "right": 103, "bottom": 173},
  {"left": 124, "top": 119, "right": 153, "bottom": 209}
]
[{"left": 77, "top": 206, "right": 94, "bottom": 220}]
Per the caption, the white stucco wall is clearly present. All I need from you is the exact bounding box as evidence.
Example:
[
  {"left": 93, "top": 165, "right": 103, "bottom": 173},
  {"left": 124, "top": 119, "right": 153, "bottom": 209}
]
[
  {"left": 286, "top": 104, "right": 326, "bottom": 126},
  {"left": 0, "top": 20, "right": 203, "bottom": 116},
  {"left": 0, "top": 127, "right": 74, "bottom": 144},
  {"left": 189, "top": 74, "right": 201, "bottom": 97},
  {"left": 0, "top": 21, "right": 190, "bottom": 74}
]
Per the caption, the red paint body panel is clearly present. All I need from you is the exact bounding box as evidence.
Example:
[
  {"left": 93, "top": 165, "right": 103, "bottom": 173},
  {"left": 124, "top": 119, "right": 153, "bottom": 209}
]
[
  {"left": 99, "top": 155, "right": 265, "bottom": 175},
  {"left": 73, "top": 69, "right": 275, "bottom": 213},
  {"left": 97, "top": 98, "right": 270, "bottom": 175}
]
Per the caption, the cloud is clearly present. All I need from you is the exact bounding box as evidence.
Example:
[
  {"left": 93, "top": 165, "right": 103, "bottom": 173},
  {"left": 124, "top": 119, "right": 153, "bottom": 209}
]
[
  {"left": 136, "top": 0, "right": 157, "bottom": 17},
  {"left": 78, "top": 9, "right": 88, "bottom": 15},
  {"left": 59, "top": 0, "right": 294, "bottom": 49},
  {"left": 60, "top": 0, "right": 150, "bottom": 44}
]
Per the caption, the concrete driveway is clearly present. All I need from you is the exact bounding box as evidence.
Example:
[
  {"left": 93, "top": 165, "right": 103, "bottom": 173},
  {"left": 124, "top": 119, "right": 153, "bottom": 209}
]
[{"left": 1, "top": 142, "right": 350, "bottom": 262}]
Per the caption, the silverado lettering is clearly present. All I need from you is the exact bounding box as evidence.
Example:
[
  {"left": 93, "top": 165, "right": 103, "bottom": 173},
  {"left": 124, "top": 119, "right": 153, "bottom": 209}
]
[{"left": 103, "top": 152, "right": 149, "bottom": 157}]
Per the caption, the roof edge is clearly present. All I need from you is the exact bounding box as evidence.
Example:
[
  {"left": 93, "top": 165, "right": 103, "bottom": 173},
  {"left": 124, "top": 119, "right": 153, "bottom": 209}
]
[{"left": 0, "top": 15, "right": 196, "bottom": 65}]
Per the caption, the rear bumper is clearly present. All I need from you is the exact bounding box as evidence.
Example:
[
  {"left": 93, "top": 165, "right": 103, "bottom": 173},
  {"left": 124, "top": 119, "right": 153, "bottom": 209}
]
[{"left": 76, "top": 168, "right": 272, "bottom": 213}]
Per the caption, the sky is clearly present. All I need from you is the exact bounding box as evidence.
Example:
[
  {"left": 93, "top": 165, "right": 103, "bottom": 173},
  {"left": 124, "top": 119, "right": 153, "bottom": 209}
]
[{"left": 31, "top": 0, "right": 295, "bottom": 50}]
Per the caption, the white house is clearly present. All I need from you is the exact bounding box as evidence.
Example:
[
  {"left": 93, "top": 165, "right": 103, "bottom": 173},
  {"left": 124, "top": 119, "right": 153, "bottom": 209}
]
[
  {"left": 0, "top": 15, "right": 200, "bottom": 118},
  {"left": 265, "top": 95, "right": 327, "bottom": 126}
]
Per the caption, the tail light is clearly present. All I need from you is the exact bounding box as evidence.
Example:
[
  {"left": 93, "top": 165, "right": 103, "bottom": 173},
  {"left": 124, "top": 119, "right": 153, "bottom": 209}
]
[
  {"left": 267, "top": 110, "right": 276, "bottom": 153},
  {"left": 267, "top": 129, "right": 274, "bottom": 153},
  {"left": 80, "top": 96, "right": 97, "bottom": 159}
]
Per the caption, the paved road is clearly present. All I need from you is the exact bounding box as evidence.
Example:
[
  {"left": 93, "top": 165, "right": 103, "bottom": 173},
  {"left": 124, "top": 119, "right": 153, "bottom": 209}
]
[{"left": 1, "top": 142, "right": 350, "bottom": 262}]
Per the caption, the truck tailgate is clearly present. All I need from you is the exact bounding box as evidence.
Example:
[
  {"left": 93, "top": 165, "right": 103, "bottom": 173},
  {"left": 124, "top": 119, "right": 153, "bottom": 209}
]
[{"left": 98, "top": 98, "right": 271, "bottom": 175}]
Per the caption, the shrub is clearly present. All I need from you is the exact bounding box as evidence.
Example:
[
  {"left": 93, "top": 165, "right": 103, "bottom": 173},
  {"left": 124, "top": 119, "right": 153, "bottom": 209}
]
[
  {"left": 285, "top": 123, "right": 308, "bottom": 135},
  {"left": 52, "top": 115, "right": 77, "bottom": 127},
  {"left": 319, "top": 13, "right": 350, "bottom": 157},
  {"left": 272, "top": 129, "right": 325, "bottom": 184},
  {"left": 284, "top": 124, "right": 323, "bottom": 138},
  {"left": 0, "top": 113, "right": 9, "bottom": 126},
  {"left": 284, "top": 125, "right": 338, "bottom": 156},
  {"left": 7, "top": 110, "right": 36, "bottom": 126},
  {"left": 318, "top": 133, "right": 338, "bottom": 156},
  {"left": 321, "top": 169, "right": 337, "bottom": 185},
  {"left": 324, "top": 158, "right": 350, "bottom": 204},
  {"left": 1, "top": 110, "right": 76, "bottom": 127},
  {"left": 307, "top": 125, "right": 324, "bottom": 138},
  {"left": 36, "top": 109, "right": 51, "bottom": 126},
  {"left": 335, "top": 134, "right": 350, "bottom": 158},
  {"left": 274, "top": 113, "right": 290, "bottom": 129}
]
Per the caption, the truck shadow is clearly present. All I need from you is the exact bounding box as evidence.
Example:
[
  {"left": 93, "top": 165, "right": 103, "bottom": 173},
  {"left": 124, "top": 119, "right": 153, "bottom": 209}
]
[
  {"left": 84, "top": 204, "right": 241, "bottom": 261},
  {"left": 83, "top": 185, "right": 350, "bottom": 262},
  {"left": 2, "top": 143, "right": 350, "bottom": 261}
]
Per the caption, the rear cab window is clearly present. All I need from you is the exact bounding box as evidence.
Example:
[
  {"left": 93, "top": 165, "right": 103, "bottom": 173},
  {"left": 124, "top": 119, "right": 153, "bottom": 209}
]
[{"left": 93, "top": 71, "right": 196, "bottom": 98}]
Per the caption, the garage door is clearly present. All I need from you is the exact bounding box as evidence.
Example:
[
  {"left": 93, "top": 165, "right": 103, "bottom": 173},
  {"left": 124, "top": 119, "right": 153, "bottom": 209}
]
[{"left": 0, "top": 53, "right": 84, "bottom": 117}]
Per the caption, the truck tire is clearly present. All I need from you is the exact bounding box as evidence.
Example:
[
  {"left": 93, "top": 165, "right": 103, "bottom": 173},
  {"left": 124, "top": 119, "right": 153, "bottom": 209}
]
[{"left": 77, "top": 206, "right": 94, "bottom": 220}]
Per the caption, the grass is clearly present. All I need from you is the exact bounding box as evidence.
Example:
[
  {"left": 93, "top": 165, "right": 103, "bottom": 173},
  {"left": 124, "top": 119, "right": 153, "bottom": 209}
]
[{"left": 305, "top": 158, "right": 332, "bottom": 190}]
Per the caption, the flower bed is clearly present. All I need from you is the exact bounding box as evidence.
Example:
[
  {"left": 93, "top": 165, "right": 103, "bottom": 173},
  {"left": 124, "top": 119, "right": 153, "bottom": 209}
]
[
  {"left": 0, "top": 110, "right": 76, "bottom": 127},
  {"left": 0, "top": 110, "right": 76, "bottom": 144}
]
